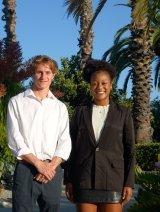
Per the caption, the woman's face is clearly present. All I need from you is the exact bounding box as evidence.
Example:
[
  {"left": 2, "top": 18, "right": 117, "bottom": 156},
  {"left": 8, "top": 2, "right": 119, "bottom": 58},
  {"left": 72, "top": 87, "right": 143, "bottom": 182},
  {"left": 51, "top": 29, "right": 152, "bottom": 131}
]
[{"left": 90, "top": 70, "right": 113, "bottom": 105}]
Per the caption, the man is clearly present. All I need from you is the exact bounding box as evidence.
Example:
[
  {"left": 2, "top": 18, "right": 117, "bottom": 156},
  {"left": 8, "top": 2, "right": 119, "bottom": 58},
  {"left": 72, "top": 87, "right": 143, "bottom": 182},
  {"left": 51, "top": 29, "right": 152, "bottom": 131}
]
[{"left": 7, "top": 55, "right": 71, "bottom": 212}]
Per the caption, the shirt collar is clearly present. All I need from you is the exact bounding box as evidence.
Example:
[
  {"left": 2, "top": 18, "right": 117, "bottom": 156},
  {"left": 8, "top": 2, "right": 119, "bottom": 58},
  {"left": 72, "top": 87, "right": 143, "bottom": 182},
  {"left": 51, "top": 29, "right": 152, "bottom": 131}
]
[{"left": 24, "top": 89, "right": 56, "bottom": 99}]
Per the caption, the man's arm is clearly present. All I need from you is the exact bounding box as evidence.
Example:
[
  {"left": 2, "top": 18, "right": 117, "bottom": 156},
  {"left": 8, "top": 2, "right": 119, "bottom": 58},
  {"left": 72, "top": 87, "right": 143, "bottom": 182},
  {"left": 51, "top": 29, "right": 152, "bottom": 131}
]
[
  {"left": 7, "top": 100, "right": 55, "bottom": 181},
  {"left": 53, "top": 105, "right": 71, "bottom": 161},
  {"left": 50, "top": 156, "right": 64, "bottom": 169},
  {"left": 7, "top": 99, "right": 32, "bottom": 158}
]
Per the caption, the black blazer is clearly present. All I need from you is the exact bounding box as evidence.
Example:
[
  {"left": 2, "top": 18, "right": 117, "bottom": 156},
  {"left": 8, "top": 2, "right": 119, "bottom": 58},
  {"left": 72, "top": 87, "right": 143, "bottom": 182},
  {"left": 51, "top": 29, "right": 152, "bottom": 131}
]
[{"left": 64, "top": 100, "right": 135, "bottom": 193}]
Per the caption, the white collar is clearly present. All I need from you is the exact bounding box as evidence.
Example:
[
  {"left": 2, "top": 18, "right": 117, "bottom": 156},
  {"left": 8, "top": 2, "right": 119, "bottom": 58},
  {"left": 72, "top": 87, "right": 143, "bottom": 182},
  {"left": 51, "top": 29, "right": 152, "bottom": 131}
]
[{"left": 24, "top": 89, "right": 56, "bottom": 100}]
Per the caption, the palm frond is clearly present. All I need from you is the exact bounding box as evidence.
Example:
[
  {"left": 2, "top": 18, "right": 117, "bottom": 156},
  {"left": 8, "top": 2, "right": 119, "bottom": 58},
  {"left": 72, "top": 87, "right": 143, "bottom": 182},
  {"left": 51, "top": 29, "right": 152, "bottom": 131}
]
[
  {"left": 64, "top": 0, "right": 83, "bottom": 24},
  {"left": 115, "top": 57, "right": 131, "bottom": 82},
  {"left": 122, "top": 69, "right": 132, "bottom": 92},
  {"left": 151, "top": 27, "right": 160, "bottom": 46},
  {"left": 108, "top": 38, "right": 131, "bottom": 62},
  {"left": 114, "top": 24, "right": 130, "bottom": 44},
  {"left": 108, "top": 46, "right": 132, "bottom": 88},
  {"left": 103, "top": 36, "right": 131, "bottom": 60},
  {"left": 102, "top": 47, "right": 114, "bottom": 60},
  {"left": 109, "top": 47, "right": 129, "bottom": 66},
  {"left": 103, "top": 39, "right": 131, "bottom": 76},
  {"left": 116, "top": 58, "right": 131, "bottom": 72},
  {"left": 109, "top": 47, "right": 131, "bottom": 85},
  {"left": 114, "top": 3, "right": 131, "bottom": 8},
  {"left": 86, "top": 0, "right": 108, "bottom": 38},
  {"left": 115, "top": 61, "right": 131, "bottom": 85},
  {"left": 154, "top": 57, "right": 160, "bottom": 89},
  {"left": 115, "top": 49, "right": 131, "bottom": 69}
]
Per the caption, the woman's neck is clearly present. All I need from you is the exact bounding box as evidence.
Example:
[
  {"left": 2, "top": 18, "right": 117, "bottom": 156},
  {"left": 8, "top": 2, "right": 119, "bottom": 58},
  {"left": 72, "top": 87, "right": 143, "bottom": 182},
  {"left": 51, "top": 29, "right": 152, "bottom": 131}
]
[{"left": 93, "top": 99, "right": 109, "bottom": 106}]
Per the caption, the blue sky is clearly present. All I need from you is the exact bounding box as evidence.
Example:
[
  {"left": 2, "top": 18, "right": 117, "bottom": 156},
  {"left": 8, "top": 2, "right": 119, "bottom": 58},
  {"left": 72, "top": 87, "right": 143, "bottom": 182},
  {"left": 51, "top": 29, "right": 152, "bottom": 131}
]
[{"left": 0, "top": 0, "right": 159, "bottom": 99}]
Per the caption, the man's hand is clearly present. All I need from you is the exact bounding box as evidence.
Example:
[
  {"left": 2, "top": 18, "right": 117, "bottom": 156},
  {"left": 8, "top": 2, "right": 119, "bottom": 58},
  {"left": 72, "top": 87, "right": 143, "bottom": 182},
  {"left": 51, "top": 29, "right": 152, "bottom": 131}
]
[
  {"left": 21, "top": 154, "right": 55, "bottom": 180},
  {"left": 34, "top": 173, "right": 49, "bottom": 183},
  {"left": 34, "top": 160, "right": 57, "bottom": 183},
  {"left": 34, "top": 160, "right": 55, "bottom": 180},
  {"left": 121, "top": 187, "right": 133, "bottom": 205},
  {"left": 21, "top": 154, "right": 62, "bottom": 182}
]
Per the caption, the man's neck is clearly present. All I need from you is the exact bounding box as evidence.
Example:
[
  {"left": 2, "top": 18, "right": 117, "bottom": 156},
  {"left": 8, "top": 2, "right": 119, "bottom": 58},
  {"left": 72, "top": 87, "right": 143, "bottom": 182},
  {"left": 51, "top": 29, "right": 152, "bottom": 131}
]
[{"left": 32, "top": 87, "right": 49, "bottom": 100}]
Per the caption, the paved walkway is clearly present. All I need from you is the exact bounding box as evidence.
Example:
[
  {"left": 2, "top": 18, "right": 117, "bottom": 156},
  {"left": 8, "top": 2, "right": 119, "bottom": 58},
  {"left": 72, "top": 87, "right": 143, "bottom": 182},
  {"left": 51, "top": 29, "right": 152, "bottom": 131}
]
[
  {"left": 0, "top": 185, "right": 138, "bottom": 212},
  {"left": 0, "top": 197, "right": 76, "bottom": 212},
  {"left": 0, "top": 200, "right": 134, "bottom": 212},
  {"left": 0, "top": 197, "right": 135, "bottom": 212}
]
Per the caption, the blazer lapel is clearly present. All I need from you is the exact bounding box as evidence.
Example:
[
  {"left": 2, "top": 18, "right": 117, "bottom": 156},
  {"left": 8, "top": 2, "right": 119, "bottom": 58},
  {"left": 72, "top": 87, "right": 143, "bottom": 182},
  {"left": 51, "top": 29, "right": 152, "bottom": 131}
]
[
  {"left": 83, "top": 104, "right": 97, "bottom": 146},
  {"left": 98, "top": 100, "right": 115, "bottom": 144}
]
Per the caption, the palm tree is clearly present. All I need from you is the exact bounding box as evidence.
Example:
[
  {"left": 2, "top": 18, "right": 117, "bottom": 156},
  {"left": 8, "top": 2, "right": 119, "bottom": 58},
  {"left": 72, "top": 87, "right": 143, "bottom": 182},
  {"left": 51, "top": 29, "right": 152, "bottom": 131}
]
[
  {"left": 64, "top": 0, "right": 108, "bottom": 69},
  {"left": 130, "top": 0, "right": 154, "bottom": 143},
  {"left": 151, "top": 3, "right": 160, "bottom": 90},
  {"left": 102, "top": 24, "right": 132, "bottom": 91},
  {"left": 2, "top": 0, "right": 16, "bottom": 44},
  {"left": 103, "top": 4, "right": 160, "bottom": 90},
  {"left": 1, "top": 0, "right": 23, "bottom": 82},
  {"left": 103, "top": 0, "right": 160, "bottom": 143}
]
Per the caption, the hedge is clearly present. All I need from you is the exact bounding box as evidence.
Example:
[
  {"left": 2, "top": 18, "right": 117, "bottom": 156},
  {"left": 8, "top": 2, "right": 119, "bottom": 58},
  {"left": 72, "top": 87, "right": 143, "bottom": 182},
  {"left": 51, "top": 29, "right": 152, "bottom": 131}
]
[{"left": 135, "top": 142, "right": 160, "bottom": 171}]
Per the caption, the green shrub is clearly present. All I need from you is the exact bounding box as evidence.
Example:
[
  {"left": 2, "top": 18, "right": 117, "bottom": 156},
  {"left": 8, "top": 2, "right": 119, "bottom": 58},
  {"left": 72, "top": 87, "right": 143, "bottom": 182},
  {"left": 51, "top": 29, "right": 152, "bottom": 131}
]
[
  {"left": 135, "top": 143, "right": 160, "bottom": 171},
  {"left": 128, "top": 166, "right": 160, "bottom": 212},
  {"left": 0, "top": 122, "right": 15, "bottom": 188},
  {"left": 0, "top": 122, "right": 15, "bottom": 164}
]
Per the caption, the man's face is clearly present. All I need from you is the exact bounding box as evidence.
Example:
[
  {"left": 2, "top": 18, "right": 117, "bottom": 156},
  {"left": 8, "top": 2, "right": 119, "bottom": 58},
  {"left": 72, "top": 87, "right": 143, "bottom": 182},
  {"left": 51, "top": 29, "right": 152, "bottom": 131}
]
[{"left": 33, "top": 64, "right": 54, "bottom": 90}]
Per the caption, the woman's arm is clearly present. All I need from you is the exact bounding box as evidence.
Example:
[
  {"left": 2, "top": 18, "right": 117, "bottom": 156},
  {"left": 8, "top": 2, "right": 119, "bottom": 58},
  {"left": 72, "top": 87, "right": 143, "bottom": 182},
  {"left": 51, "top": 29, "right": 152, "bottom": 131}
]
[{"left": 123, "top": 109, "right": 135, "bottom": 188}]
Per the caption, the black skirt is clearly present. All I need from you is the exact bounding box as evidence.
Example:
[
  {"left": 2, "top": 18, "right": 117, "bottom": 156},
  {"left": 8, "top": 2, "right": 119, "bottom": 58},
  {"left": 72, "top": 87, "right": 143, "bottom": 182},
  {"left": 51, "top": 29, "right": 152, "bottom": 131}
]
[{"left": 74, "top": 189, "right": 122, "bottom": 203}]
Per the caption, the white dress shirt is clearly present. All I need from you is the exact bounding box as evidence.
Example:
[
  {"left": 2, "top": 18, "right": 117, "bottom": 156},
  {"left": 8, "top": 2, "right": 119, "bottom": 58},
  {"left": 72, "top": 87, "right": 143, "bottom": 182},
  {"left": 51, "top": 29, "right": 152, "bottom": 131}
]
[
  {"left": 7, "top": 89, "right": 71, "bottom": 161},
  {"left": 92, "top": 104, "right": 109, "bottom": 142}
]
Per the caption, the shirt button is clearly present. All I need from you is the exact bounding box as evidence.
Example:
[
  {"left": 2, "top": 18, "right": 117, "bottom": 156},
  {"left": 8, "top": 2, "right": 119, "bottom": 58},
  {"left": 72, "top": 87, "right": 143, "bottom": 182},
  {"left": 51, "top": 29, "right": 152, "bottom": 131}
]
[{"left": 95, "top": 147, "right": 99, "bottom": 151}]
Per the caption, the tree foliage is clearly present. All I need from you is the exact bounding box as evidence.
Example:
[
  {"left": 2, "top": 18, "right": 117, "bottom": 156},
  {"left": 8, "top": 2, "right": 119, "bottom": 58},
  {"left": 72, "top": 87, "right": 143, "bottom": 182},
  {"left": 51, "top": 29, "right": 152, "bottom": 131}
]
[
  {"left": 51, "top": 56, "right": 91, "bottom": 114},
  {"left": 51, "top": 56, "right": 133, "bottom": 116}
]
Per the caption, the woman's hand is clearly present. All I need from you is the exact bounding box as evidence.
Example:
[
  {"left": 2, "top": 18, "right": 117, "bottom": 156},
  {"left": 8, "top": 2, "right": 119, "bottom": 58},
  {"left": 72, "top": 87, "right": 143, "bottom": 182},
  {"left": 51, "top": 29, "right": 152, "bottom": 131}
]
[
  {"left": 65, "top": 183, "right": 74, "bottom": 202},
  {"left": 121, "top": 186, "right": 133, "bottom": 205}
]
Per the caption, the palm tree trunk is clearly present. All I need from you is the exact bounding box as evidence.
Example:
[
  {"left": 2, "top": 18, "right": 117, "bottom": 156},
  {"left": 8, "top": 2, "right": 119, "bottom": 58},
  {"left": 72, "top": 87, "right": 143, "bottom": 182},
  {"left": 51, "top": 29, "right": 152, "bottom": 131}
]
[
  {"left": 2, "top": 0, "right": 16, "bottom": 44},
  {"left": 130, "top": 1, "right": 154, "bottom": 143},
  {"left": 79, "top": 0, "right": 94, "bottom": 69}
]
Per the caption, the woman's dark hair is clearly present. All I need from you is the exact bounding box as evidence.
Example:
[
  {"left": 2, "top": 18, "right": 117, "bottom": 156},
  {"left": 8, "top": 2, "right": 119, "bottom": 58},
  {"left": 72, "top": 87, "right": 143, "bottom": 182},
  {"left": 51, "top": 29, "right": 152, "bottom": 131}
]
[{"left": 83, "top": 59, "right": 116, "bottom": 83}]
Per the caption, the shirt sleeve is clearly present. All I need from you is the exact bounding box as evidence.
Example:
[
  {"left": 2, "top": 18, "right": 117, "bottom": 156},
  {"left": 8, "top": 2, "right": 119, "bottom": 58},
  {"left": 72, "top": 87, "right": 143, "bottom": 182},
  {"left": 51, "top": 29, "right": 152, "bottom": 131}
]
[
  {"left": 54, "top": 104, "right": 71, "bottom": 161},
  {"left": 7, "top": 99, "right": 32, "bottom": 158}
]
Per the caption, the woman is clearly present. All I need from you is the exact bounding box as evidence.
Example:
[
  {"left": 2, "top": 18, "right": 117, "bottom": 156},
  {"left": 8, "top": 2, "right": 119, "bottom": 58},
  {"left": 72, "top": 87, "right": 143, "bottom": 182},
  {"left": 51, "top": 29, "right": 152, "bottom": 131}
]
[{"left": 64, "top": 59, "right": 135, "bottom": 212}]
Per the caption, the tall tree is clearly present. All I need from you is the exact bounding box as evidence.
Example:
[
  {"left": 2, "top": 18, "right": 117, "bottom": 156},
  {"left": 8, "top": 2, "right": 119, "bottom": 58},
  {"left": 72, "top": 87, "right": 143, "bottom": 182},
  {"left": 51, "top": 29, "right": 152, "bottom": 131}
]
[
  {"left": 103, "top": 1, "right": 160, "bottom": 91},
  {"left": 78, "top": 0, "right": 93, "bottom": 69},
  {"left": 0, "top": 0, "right": 29, "bottom": 119},
  {"left": 2, "top": 0, "right": 16, "bottom": 44},
  {"left": 131, "top": 0, "right": 154, "bottom": 143},
  {"left": 64, "top": 0, "right": 108, "bottom": 69},
  {"left": 151, "top": 1, "right": 160, "bottom": 90},
  {"left": 103, "top": 0, "right": 159, "bottom": 143},
  {"left": 1, "top": 0, "right": 26, "bottom": 84}
]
